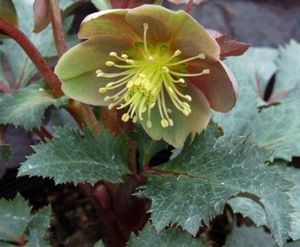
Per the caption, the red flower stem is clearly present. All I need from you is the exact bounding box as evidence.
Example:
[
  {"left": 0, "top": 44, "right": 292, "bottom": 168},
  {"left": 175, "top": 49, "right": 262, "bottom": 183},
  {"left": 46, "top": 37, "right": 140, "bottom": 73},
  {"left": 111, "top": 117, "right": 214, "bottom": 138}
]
[
  {"left": 184, "top": 0, "right": 194, "bottom": 13},
  {"left": 16, "top": 57, "right": 29, "bottom": 89},
  {"left": 0, "top": 17, "right": 64, "bottom": 97},
  {"left": 0, "top": 80, "right": 11, "bottom": 93},
  {"left": 79, "top": 183, "right": 126, "bottom": 247},
  {"left": 0, "top": 17, "right": 101, "bottom": 136},
  {"left": 49, "top": 0, "right": 67, "bottom": 57}
]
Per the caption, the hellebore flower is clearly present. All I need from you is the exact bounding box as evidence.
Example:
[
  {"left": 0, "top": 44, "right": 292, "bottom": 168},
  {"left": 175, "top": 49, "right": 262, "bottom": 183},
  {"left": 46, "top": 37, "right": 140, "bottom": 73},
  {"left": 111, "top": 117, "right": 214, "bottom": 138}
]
[{"left": 55, "top": 5, "right": 238, "bottom": 147}]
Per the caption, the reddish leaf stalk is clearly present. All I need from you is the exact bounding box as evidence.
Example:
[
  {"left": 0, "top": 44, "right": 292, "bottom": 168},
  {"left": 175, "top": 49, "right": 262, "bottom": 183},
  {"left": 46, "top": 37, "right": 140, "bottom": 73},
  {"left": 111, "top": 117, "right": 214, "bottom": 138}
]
[
  {"left": 49, "top": 0, "right": 67, "bottom": 57},
  {"left": 79, "top": 183, "right": 126, "bottom": 247},
  {"left": 184, "top": 0, "right": 194, "bottom": 13},
  {"left": 0, "top": 17, "right": 64, "bottom": 97},
  {"left": 0, "top": 17, "right": 100, "bottom": 136},
  {"left": 0, "top": 80, "right": 11, "bottom": 93},
  {"left": 16, "top": 57, "right": 29, "bottom": 89},
  {"left": 34, "top": 125, "right": 53, "bottom": 142},
  {"left": 68, "top": 100, "right": 101, "bottom": 135}
]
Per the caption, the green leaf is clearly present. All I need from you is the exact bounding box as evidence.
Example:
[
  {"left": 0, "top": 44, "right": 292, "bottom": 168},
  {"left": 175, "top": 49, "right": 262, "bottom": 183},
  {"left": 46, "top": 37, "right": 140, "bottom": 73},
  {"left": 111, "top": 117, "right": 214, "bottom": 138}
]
[
  {"left": 214, "top": 45, "right": 300, "bottom": 161},
  {"left": 0, "top": 0, "right": 78, "bottom": 86},
  {"left": 0, "top": 144, "right": 12, "bottom": 163},
  {"left": 272, "top": 40, "right": 300, "bottom": 102},
  {"left": 0, "top": 242, "right": 15, "bottom": 247},
  {"left": 132, "top": 125, "right": 168, "bottom": 166},
  {"left": 19, "top": 128, "right": 129, "bottom": 184},
  {"left": 225, "top": 224, "right": 276, "bottom": 247},
  {"left": 274, "top": 163, "right": 300, "bottom": 241},
  {"left": 25, "top": 206, "right": 51, "bottom": 247},
  {"left": 25, "top": 228, "right": 50, "bottom": 247},
  {"left": 0, "top": 194, "right": 31, "bottom": 242},
  {"left": 213, "top": 48, "right": 262, "bottom": 136},
  {"left": 249, "top": 102, "right": 300, "bottom": 161},
  {"left": 286, "top": 241, "right": 300, "bottom": 247},
  {"left": 138, "top": 125, "right": 292, "bottom": 246},
  {"left": 227, "top": 197, "right": 267, "bottom": 227},
  {"left": 91, "top": 0, "right": 112, "bottom": 10},
  {"left": 127, "top": 223, "right": 207, "bottom": 247},
  {"left": 94, "top": 240, "right": 105, "bottom": 247},
  {"left": 0, "top": 84, "right": 64, "bottom": 130},
  {"left": 27, "top": 206, "right": 51, "bottom": 234}
]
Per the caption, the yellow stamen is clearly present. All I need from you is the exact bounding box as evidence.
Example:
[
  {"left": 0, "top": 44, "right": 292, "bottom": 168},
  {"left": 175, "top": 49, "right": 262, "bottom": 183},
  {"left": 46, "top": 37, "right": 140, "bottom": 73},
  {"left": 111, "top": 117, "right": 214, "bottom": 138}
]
[{"left": 95, "top": 23, "right": 211, "bottom": 129}]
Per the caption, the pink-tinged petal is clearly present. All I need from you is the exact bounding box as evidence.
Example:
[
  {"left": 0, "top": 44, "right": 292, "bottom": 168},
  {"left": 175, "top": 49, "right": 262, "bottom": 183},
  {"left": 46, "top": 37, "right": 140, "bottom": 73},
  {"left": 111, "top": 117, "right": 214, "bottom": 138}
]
[
  {"left": 141, "top": 84, "right": 211, "bottom": 147},
  {"left": 55, "top": 36, "right": 131, "bottom": 105},
  {"left": 78, "top": 9, "right": 139, "bottom": 41},
  {"left": 126, "top": 5, "right": 178, "bottom": 43},
  {"left": 33, "top": 0, "right": 50, "bottom": 33},
  {"left": 207, "top": 29, "right": 250, "bottom": 59},
  {"left": 55, "top": 35, "right": 131, "bottom": 79},
  {"left": 188, "top": 60, "right": 238, "bottom": 112},
  {"left": 170, "top": 11, "right": 220, "bottom": 60}
]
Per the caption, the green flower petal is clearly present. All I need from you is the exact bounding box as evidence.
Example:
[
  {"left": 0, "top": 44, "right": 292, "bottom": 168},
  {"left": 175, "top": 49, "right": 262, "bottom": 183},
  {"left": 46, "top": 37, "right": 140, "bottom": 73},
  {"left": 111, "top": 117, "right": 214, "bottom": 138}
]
[
  {"left": 61, "top": 72, "right": 111, "bottom": 106},
  {"left": 188, "top": 60, "right": 238, "bottom": 112},
  {"left": 126, "top": 5, "right": 219, "bottom": 59},
  {"left": 55, "top": 36, "right": 131, "bottom": 105},
  {"left": 78, "top": 9, "right": 139, "bottom": 41},
  {"left": 141, "top": 84, "right": 211, "bottom": 147}
]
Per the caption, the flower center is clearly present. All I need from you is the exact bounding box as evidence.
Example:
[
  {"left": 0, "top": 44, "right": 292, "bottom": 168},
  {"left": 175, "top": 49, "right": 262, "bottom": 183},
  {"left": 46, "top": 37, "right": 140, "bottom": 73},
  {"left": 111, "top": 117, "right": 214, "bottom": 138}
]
[{"left": 96, "top": 23, "right": 210, "bottom": 128}]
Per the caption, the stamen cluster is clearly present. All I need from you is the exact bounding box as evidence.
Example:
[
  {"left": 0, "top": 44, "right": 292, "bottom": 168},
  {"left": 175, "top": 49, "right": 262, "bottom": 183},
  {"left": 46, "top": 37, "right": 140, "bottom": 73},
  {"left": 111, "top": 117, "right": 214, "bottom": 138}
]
[{"left": 96, "top": 23, "right": 210, "bottom": 128}]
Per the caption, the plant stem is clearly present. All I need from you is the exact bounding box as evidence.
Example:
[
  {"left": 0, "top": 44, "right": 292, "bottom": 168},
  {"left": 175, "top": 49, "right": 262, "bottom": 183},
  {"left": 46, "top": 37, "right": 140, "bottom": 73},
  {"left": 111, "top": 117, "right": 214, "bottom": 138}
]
[
  {"left": 68, "top": 100, "right": 101, "bottom": 135},
  {"left": 49, "top": 0, "right": 67, "bottom": 57},
  {"left": 0, "top": 17, "right": 64, "bottom": 97},
  {"left": 79, "top": 183, "right": 125, "bottom": 247},
  {"left": 185, "top": 0, "right": 194, "bottom": 13},
  {"left": 0, "top": 17, "right": 101, "bottom": 136},
  {"left": 0, "top": 80, "right": 11, "bottom": 93}
]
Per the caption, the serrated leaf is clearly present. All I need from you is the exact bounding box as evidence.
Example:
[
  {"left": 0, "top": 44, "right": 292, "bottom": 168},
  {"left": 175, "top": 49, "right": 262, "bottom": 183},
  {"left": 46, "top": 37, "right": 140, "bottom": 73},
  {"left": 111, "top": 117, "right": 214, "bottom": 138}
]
[
  {"left": 227, "top": 197, "right": 267, "bottom": 227},
  {"left": 274, "top": 163, "right": 300, "bottom": 240},
  {"left": 249, "top": 102, "right": 300, "bottom": 161},
  {"left": 0, "top": 84, "right": 63, "bottom": 130},
  {"left": 25, "top": 228, "right": 50, "bottom": 247},
  {"left": 0, "top": 144, "right": 12, "bottom": 163},
  {"left": 94, "top": 240, "right": 105, "bottom": 247},
  {"left": 127, "top": 223, "right": 206, "bottom": 247},
  {"left": 19, "top": 128, "right": 129, "bottom": 184},
  {"left": 286, "top": 241, "right": 300, "bottom": 247},
  {"left": 272, "top": 40, "right": 300, "bottom": 102},
  {"left": 213, "top": 48, "right": 262, "bottom": 136},
  {"left": 0, "top": 0, "right": 78, "bottom": 86},
  {"left": 138, "top": 125, "right": 292, "bottom": 246},
  {"left": 214, "top": 45, "right": 300, "bottom": 161},
  {"left": 0, "top": 194, "right": 31, "bottom": 242},
  {"left": 225, "top": 224, "right": 276, "bottom": 247},
  {"left": 27, "top": 206, "right": 51, "bottom": 234}
]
